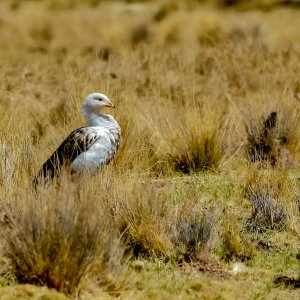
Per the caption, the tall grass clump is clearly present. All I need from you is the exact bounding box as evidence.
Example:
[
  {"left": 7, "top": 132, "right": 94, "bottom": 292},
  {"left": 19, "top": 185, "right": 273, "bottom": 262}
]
[
  {"left": 243, "top": 166, "right": 291, "bottom": 232},
  {"left": 110, "top": 181, "right": 173, "bottom": 257},
  {"left": 168, "top": 200, "right": 226, "bottom": 276},
  {"left": 245, "top": 111, "right": 279, "bottom": 166},
  {"left": 1, "top": 176, "right": 126, "bottom": 296},
  {"left": 147, "top": 97, "right": 230, "bottom": 174},
  {"left": 113, "top": 103, "right": 158, "bottom": 174},
  {"left": 172, "top": 206, "right": 217, "bottom": 260},
  {"left": 0, "top": 101, "right": 47, "bottom": 192},
  {"left": 244, "top": 97, "right": 300, "bottom": 167},
  {"left": 220, "top": 215, "right": 253, "bottom": 261}
]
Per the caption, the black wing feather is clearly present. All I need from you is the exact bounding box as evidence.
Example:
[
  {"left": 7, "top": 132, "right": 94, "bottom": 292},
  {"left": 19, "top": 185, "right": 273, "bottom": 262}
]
[{"left": 34, "top": 127, "right": 98, "bottom": 183}]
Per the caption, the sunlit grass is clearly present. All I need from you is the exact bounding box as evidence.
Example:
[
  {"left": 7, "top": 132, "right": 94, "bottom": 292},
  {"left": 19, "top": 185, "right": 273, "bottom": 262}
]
[{"left": 0, "top": 0, "right": 299, "bottom": 299}]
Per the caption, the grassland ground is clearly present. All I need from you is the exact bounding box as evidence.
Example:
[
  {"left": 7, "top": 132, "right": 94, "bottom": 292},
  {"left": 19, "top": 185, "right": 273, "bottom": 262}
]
[{"left": 0, "top": 0, "right": 299, "bottom": 299}]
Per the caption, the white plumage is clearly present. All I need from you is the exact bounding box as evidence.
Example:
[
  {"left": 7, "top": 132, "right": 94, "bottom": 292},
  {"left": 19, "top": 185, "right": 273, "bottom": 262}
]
[{"left": 34, "top": 93, "right": 121, "bottom": 182}]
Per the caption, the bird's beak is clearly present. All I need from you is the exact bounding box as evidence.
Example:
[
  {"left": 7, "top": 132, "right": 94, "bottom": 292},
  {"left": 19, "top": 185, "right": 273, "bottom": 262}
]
[{"left": 106, "top": 102, "right": 115, "bottom": 108}]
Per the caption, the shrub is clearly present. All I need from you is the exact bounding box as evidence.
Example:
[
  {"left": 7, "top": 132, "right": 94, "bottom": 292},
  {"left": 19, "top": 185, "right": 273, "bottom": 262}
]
[
  {"left": 173, "top": 210, "right": 216, "bottom": 258},
  {"left": 247, "top": 193, "right": 286, "bottom": 232},
  {"left": 1, "top": 179, "right": 126, "bottom": 296},
  {"left": 111, "top": 183, "right": 173, "bottom": 257},
  {"left": 244, "top": 104, "right": 300, "bottom": 167},
  {"left": 243, "top": 167, "right": 289, "bottom": 232},
  {"left": 220, "top": 216, "right": 253, "bottom": 261},
  {"left": 171, "top": 205, "right": 226, "bottom": 277},
  {"left": 245, "top": 111, "right": 279, "bottom": 166},
  {"left": 129, "top": 23, "right": 151, "bottom": 45},
  {"left": 147, "top": 97, "right": 230, "bottom": 174}
]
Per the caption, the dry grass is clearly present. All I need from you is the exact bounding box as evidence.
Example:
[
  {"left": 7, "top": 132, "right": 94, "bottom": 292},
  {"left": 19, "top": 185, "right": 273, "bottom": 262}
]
[
  {"left": 1, "top": 176, "right": 127, "bottom": 296},
  {"left": 146, "top": 96, "right": 230, "bottom": 173},
  {"left": 242, "top": 166, "right": 298, "bottom": 232},
  {"left": 0, "top": 0, "right": 300, "bottom": 299}
]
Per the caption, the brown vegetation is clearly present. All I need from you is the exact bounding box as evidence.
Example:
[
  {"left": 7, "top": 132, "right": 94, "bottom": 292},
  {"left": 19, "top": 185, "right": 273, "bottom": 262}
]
[{"left": 0, "top": 0, "right": 300, "bottom": 299}]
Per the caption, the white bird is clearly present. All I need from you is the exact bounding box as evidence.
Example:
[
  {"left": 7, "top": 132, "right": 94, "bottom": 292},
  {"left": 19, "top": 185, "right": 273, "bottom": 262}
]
[{"left": 34, "top": 93, "right": 121, "bottom": 183}]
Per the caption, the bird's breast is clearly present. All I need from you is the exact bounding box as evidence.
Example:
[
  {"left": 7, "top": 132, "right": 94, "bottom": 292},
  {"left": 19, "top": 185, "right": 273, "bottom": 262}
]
[{"left": 71, "top": 127, "right": 120, "bottom": 172}]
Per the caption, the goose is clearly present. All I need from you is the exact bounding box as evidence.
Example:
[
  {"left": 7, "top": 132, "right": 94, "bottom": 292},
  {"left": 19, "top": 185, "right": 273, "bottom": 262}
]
[{"left": 34, "top": 93, "right": 121, "bottom": 183}]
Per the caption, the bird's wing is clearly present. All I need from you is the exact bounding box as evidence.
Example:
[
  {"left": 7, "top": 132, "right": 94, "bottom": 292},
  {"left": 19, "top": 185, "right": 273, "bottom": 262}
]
[{"left": 34, "top": 127, "right": 100, "bottom": 182}]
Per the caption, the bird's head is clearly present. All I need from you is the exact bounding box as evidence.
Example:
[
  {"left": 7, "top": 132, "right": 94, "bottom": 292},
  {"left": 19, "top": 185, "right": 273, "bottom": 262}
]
[{"left": 83, "top": 93, "right": 115, "bottom": 112}]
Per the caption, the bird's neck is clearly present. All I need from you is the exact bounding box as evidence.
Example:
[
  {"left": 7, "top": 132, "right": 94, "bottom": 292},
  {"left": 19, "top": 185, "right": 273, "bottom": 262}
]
[
  {"left": 82, "top": 106, "right": 117, "bottom": 128},
  {"left": 84, "top": 111, "right": 109, "bottom": 127},
  {"left": 82, "top": 106, "right": 106, "bottom": 126}
]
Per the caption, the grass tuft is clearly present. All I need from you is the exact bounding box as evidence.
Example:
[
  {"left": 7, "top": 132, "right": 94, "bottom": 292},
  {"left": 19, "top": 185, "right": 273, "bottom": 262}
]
[
  {"left": 246, "top": 111, "right": 278, "bottom": 166},
  {"left": 112, "top": 183, "right": 173, "bottom": 257},
  {"left": 247, "top": 193, "right": 286, "bottom": 232},
  {"left": 1, "top": 178, "right": 126, "bottom": 296},
  {"left": 147, "top": 97, "right": 230, "bottom": 174},
  {"left": 243, "top": 166, "right": 292, "bottom": 232},
  {"left": 173, "top": 209, "right": 216, "bottom": 257},
  {"left": 220, "top": 216, "right": 253, "bottom": 262}
]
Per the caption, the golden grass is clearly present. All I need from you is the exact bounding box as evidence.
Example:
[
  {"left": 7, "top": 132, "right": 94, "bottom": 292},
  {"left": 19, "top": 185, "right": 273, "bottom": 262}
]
[
  {"left": 2, "top": 176, "right": 127, "bottom": 296},
  {"left": 0, "top": 0, "right": 300, "bottom": 298}
]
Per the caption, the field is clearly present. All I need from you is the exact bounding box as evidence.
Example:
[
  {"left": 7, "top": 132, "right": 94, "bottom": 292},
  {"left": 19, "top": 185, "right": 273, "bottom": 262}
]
[{"left": 0, "top": 0, "right": 300, "bottom": 299}]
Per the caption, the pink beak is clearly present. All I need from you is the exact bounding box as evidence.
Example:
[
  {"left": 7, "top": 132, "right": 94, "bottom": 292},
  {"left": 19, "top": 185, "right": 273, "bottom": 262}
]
[{"left": 106, "top": 102, "right": 115, "bottom": 108}]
